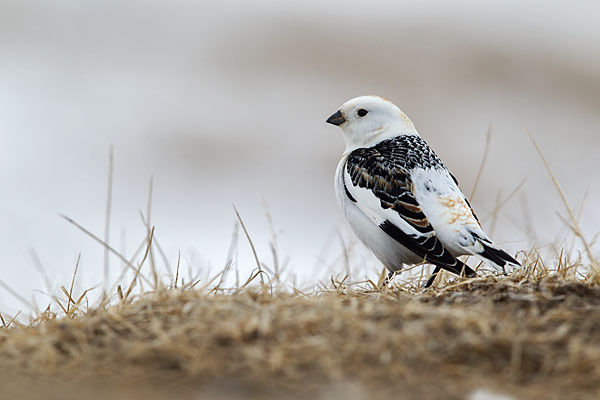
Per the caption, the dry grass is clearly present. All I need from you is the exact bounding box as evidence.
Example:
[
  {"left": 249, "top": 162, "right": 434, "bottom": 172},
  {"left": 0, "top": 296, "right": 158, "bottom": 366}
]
[{"left": 0, "top": 258, "right": 599, "bottom": 400}]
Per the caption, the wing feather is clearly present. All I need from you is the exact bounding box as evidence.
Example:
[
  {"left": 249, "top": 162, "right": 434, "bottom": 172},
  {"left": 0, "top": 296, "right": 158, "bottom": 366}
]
[{"left": 345, "top": 138, "right": 475, "bottom": 278}]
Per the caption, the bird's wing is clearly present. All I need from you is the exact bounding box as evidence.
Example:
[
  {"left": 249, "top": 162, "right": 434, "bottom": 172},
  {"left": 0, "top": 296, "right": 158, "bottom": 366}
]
[
  {"left": 449, "top": 173, "right": 481, "bottom": 225},
  {"left": 443, "top": 173, "right": 520, "bottom": 271},
  {"left": 343, "top": 136, "right": 475, "bottom": 277}
]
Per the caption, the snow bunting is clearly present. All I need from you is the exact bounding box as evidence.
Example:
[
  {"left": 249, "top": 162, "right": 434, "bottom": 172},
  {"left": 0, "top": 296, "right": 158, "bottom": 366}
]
[{"left": 326, "top": 95, "right": 519, "bottom": 287}]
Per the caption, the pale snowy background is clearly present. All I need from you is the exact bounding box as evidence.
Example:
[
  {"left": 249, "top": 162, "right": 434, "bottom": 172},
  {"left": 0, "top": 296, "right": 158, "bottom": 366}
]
[{"left": 1, "top": 0, "right": 599, "bottom": 314}]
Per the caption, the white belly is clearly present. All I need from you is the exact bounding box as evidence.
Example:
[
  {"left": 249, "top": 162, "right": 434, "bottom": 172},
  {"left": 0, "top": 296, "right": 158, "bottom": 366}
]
[{"left": 335, "top": 157, "right": 422, "bottom": 271}]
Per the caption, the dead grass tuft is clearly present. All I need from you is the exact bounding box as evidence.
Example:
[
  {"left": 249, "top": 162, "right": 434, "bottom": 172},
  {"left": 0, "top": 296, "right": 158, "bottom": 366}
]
[{"left": 0, "top": 265, "right": 599, "bottom": 400}]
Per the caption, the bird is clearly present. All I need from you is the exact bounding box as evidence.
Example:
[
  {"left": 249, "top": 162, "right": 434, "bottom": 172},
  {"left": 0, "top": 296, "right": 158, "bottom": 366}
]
[{"left": 326, "top": 95, "right": 519, "bottom": 287}]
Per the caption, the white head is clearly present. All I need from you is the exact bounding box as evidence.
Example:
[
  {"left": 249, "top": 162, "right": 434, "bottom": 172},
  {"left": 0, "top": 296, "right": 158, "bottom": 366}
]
[{"left": 326, "top": 95, "right": 419, "bottom": 151}]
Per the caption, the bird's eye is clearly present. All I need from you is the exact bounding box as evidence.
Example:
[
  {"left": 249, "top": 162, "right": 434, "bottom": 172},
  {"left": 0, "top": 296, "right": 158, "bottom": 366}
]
[{"left": 357, "top": 109, "right": 368, "bottom": 117}]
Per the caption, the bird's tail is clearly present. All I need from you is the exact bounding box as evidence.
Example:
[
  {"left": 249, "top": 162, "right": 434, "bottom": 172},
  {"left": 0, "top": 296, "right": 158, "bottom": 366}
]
[{"left": 477, "top": 241, "right": 520, "bottom": 273}]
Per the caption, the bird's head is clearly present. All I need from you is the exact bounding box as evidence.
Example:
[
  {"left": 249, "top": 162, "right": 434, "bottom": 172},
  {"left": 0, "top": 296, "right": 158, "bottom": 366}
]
[{"left": 326, "top": 95, "right": 419, "bottom": 150}]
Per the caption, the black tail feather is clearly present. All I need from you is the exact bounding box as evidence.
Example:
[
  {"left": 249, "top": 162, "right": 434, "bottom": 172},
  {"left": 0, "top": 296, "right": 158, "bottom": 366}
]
[{"left": 480, "top": 242, "right": 520, "bottom": 268}]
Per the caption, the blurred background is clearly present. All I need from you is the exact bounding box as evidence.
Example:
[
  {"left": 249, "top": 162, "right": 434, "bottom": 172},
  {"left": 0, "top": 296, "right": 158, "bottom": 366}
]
[{"left": 1, "top": 0, "right": 599, "bottom": 314}]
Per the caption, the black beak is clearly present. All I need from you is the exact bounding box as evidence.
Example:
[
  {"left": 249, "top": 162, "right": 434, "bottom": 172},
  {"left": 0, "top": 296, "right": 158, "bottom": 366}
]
[{"left": 326, "top": 110, "right": 345, "bottom": 126}]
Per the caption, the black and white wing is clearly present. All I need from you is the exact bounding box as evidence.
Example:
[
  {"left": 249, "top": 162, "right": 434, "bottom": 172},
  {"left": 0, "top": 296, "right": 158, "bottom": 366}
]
[{"left": 343, "top": 136, "right": 476, "bottom": 278}]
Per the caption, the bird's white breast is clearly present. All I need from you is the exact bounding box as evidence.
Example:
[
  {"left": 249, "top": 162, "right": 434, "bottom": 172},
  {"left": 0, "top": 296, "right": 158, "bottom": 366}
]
[{"left": 335, "top": 156, "right": 422, "bottom": 270}]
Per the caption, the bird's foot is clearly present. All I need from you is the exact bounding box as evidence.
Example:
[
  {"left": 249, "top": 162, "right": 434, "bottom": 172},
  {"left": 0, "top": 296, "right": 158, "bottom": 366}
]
[
  {"left": 423, "top": 266, "right": 442, "bottom": 289},
  {"left": 380, "top": 271, "right": 396, "bottom": 290}
]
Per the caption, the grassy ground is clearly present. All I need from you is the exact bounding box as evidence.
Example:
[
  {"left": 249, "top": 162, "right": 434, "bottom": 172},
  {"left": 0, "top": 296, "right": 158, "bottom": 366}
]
[
  {"left": 3, "top": 131, "right": 594, "bottom": 399},
  {"left": 1, "top": 260, "right": 599, "bottom": 400}
]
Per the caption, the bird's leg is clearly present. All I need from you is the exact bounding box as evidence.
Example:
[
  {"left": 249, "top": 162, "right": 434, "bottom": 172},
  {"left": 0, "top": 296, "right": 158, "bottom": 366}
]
[
  {"left": 424, "top": 266, "right": 442, "bottom": 288},
  {"left": 380, "top": 270, "right": 396, "bottom": 289}
]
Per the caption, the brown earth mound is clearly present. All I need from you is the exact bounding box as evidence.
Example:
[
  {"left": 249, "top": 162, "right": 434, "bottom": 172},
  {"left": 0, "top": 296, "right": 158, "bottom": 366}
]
[{"left": 1, "top": 276, "right": 599, "bottom": 400}]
